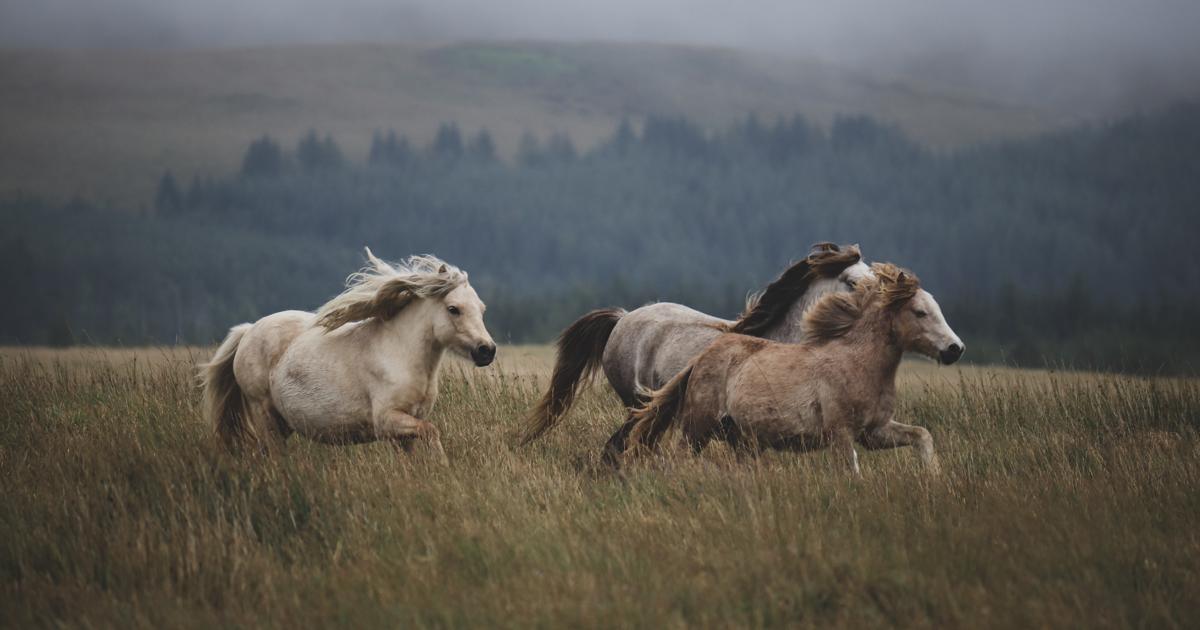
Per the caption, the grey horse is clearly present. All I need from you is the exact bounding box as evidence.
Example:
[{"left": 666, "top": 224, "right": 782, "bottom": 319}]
[{"left": 519, "top": 243, "right": 873, "bottom": 459}]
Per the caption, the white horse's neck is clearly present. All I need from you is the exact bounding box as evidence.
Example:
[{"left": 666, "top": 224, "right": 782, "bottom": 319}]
[{"left": 373, "top": 300, "right": 447, "bottom": 384}]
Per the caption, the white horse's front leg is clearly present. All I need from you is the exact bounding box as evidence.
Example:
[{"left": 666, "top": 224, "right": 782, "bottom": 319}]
[
  {"left": 858, "top": 419, "right": 940, "bottom": 474},
  {"left": 374, "top": 409, "right": 449, "bottom": 465}
]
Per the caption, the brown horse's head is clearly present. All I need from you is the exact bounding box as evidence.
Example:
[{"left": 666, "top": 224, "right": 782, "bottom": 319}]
[
  {"left": 871, "top": 263, "right": 965, "bottom": 365},
  {"left": 803, "top": 262, "right": 964, "bottom": 365}
]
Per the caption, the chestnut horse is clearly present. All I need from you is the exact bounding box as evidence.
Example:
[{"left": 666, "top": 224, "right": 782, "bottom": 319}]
[
  {"left": 620, "top": 263, "right": 963, "bottom": 473},
  {"left": 520, "top": 243, "right": 872, "bottom": 454}
]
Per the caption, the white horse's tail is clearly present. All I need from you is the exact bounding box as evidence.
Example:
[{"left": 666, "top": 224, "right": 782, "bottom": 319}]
[{"left": 200, "top": 323, "right": 252, "bottom": 450}]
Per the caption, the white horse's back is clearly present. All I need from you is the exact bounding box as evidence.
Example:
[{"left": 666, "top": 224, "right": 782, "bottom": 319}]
[{"left": 233, "top": 310, "right": 314, "bottom": 400}]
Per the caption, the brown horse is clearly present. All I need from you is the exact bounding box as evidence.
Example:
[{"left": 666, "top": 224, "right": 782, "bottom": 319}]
[
  {"left": 619, "top": 263, "right": 963, "bottom": 473},
  {"left": 520, "top": 243, "right": 871, "bottom": 452}
]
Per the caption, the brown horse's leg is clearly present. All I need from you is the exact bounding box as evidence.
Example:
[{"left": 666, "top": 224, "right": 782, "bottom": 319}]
[
  {"left": 858, "top": 420, "right": 940, "bottom": 474},
  {"left": 375, "top": 409, "right": 448, "bottom": 465},
  {"left": 834, "top": 427, "right": 860, "bottom": 475},
  {"left": 600, "top": 416, "right": 638, "bottom": 468}
]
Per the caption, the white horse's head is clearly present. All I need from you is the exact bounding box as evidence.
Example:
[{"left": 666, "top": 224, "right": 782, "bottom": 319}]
[
  {"left": 873, "top": 263, "right": 965, "bottom": 365},
  {"left": 431, "top": 281, "right": 497, "bottom": 367},
  {"left": 315, "top": 249, "right": 497, "bottom": 367},
  {"left": 803, "top": 242, "right": 875, "bottom": 304}
]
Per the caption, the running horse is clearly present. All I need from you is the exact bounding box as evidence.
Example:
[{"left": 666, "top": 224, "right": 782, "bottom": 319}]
[
  {"left": 519, "top": 243, "right": 873, "bottom": 458},
  {"left": 200, "top": 250, "right": 497, "bottom": 463},
  {"left": 621, "top": 263, "right": 964, "bottom": 473}
]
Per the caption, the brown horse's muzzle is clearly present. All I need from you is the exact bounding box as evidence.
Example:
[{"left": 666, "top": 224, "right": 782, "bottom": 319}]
[{"left": 939, "top": 342, "right": 964, "bottom": 365}]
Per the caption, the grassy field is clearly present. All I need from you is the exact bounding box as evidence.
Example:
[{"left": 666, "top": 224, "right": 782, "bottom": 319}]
[
  {"left": 0, "top": 41, "right": 1055, "bottom": 205},
  {"left": 1, "top": 346, "right": 1197, "bottom": 627}
]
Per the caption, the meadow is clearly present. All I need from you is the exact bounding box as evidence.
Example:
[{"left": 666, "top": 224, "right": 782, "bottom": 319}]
[{"left": 1, "top": 346, "right": 1197, "bottom": 628}]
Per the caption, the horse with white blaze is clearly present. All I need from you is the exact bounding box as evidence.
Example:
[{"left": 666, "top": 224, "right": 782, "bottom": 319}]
[
  {"left": 620, "top": 263, "right": 963, "bottom": 473},
  {"left": 519, "top": 242, "right": 873, "bottom": 458},
  {"left": 200, "top": 249, "right": 496, "bottom": 463}
]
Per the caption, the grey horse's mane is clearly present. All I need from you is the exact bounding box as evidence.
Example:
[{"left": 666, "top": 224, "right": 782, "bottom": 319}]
[
  {"left": 316, "top": 248, "right": 467, "bottom": 331},
  {"left": 727, "top": 243, "right": 863, "bottom": 336}
]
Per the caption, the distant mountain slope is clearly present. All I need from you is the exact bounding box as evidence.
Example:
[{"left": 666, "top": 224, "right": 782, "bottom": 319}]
[{"left": 0, "top": 41, "right": 1057, "bottom": 204}]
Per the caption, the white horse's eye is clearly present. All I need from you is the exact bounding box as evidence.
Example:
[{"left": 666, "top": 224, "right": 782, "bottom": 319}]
[
  {"left": 914, "top": 309, "right": 928, "bottom": 318},
  {"left": 447, "top": 305, "right": 461, "bottom": 316},
  {"left": 843, "top": 278, "right": 856, "bottom": 289}
]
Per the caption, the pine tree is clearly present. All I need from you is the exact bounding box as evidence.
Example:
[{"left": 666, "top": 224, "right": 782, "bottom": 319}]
[
  {"left": 545, "top": 132, "right": 577, "bottom": 163},
  {"left": 154, "top": 170, "right": 182, "bottom": 215},
  {"left": 518, "top": 132, "right": 544, "bottom": 167},
  {"left": 241, "top": 135, "right": 284, "bottom": 178},
  {"left": 432, "top": 123, "right": 464, "bottom": 160},
  {"left": 468, "top": 129, "right": 497, "bottom": 162},
  {"left": 611, "top": 117, "right": 636, "bottom": 155}
]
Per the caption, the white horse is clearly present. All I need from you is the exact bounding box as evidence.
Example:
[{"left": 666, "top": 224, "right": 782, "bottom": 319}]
[{"left": 200, "top": 250, "right": 496, "bottom": 462}]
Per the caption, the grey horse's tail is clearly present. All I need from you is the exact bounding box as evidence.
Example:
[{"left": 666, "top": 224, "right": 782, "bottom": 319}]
[
  {"left": 200, "top": 323, "right": 252, "bottom": 450},
  {"left": 519, "top": 307, "right": 626, "bottom": 445},
  {"left": 625, "top": 364, "right": 694, "bottom": 455}
]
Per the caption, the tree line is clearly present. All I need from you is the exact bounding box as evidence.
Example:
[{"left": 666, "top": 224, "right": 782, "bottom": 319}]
[{"left": 4, "top": 105, "right": 1200, "bottom": 373}]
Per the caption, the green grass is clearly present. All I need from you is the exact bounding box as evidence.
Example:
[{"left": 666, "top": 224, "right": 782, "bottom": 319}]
[
  {"left": 438, "top": 45, "right": 580, "bottom": 82},
  {"left": 0, "top": 41, "right": 1055, "bottom": 205},
  {"left": 1, "top": 348, "right": 1197, "bottom": 627}
]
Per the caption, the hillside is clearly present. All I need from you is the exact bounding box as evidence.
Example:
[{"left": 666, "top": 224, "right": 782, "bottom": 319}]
[{"left": 0, "top": 41, "right": 1057, "bottom": 205}]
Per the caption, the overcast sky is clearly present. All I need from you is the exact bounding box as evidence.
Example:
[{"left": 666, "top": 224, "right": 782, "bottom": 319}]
[{"left": 2, "top": 0, "right": 1198, "bottom": 112}]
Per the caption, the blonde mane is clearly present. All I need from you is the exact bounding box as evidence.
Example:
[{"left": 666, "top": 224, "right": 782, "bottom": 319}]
[
  {"left": 315, "top": 249, "right": 467, "bottom": 331},
  {"left": 802, "top": 262, "right": 920, "bottom": 342}
]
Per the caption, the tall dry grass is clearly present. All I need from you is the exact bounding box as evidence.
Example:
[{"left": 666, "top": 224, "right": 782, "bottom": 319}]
[{"left": 0, "top": 347, "right": 1197, "bottom": 628}]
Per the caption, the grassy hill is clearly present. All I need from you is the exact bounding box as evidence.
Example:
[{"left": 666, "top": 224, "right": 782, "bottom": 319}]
[{"left": 0, "top": 41, "right": 1058, "bottom": 205}]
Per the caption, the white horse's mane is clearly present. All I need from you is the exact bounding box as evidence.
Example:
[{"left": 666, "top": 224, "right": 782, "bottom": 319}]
[{"left": 315, "top": 248, "right": 467, "bottom": 330}]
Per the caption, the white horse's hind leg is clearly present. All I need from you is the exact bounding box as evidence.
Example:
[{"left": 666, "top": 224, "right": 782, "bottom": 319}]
[
  {"left": 374, "top": 409, "right": 449, "bottom": 466},
  {"left": 248, "top": 399, "right": 289, "bottom": 454},
  {"left": 859, "top": 419, "right": 940, "bottom": 474}
]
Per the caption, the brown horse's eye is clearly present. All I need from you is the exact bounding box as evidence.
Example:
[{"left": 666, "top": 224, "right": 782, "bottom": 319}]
[
  {"left": 914, "top": 309, "right": 928, "bottom": 318},
  {"left": 447, "top": 306, "right": 461, "bottom": 316}
]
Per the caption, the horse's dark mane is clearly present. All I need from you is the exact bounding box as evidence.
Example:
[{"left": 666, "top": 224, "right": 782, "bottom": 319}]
[{"left": 727, "top": 243, "right": 863, "bottom": 337}]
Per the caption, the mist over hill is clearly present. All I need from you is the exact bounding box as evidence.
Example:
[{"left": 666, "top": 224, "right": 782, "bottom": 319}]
[
  {"left": 0, "top": 41, "right": 1053, "bottom": 205},
  {"left": 4, "top": 0, "right": 1198, "bottom": 119}
]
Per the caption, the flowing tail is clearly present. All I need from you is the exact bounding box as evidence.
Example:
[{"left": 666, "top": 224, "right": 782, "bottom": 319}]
[
  {"left": 519, "top": 307, "right": 625, "bottom": 445},
  {"left": 200, "top": 323, "right": 252, "bottom": 450},
  {"left": 625, "top": 365, "right": 695, "bottom": 455}
]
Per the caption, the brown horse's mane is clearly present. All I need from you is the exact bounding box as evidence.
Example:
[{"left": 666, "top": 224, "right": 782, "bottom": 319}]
[
  {"left": 802, "top": 262, "right": 920, "bottom": 343},
  {"left": 726, "top": 243, "right": 863, "bottom": 336}
]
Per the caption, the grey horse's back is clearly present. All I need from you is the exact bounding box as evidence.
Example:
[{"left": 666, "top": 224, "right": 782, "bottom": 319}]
[{"left": 602, "top": 302, "right": 728, "bottom": 406}]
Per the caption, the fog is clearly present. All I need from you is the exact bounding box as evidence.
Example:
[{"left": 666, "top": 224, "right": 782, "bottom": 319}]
[{"left": 2, "top": 0, "right": 1199, "bottom": 114}]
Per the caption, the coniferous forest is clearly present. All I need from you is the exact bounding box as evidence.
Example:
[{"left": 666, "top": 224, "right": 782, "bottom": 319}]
[{"left": 4, "top": 106, "right": 1199, "bottom": 373}]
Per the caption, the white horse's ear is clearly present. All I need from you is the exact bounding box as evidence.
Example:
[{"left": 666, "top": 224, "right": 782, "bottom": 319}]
[
  {"left": 438, "top": 264, "right": 447, "bottom": 273},
  {"left": 364, "top": 247, "right": 391, "bottom": 273}
]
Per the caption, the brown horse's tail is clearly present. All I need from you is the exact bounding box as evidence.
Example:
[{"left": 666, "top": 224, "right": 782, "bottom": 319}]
[
  {"left": 200, "top": 323, "right": 252, "bottom": 450},
  {"left": 626, "top": 364, "right": 694, "bottom": 454},
  {"left": 519, "top": 307, "right": 626, "bottom": 445}
]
